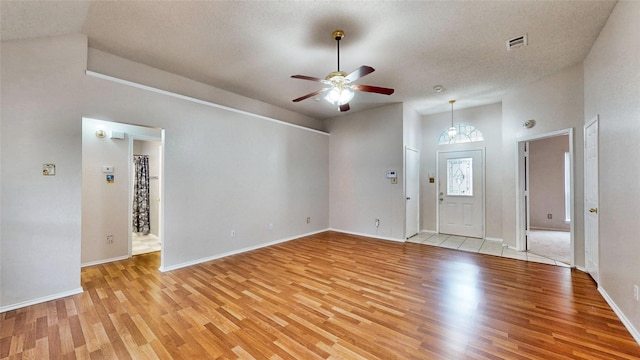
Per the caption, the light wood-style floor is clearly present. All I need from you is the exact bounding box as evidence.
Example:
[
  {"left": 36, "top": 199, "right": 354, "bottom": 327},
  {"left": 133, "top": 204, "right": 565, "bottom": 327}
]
[{"left": 2, "top": 231, "right": 639, "bottom": 359}]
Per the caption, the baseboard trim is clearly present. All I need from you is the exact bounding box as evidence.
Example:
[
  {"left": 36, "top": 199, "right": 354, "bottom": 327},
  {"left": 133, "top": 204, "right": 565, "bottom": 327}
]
[
  {"left": 530, "top": 227, "right": 571, "bottom": 232},
  {"left": 0, "top": 287, "right": 84, "bottom": 313},
  {"left": 329, "top": 228, "right": 404, "bottom": 242},
  {"left": 82, "top": 255, "right": 130, "bottom": 268},
  {"left": 598, "top": 286, "right": 640, "bottom": 345},
  {"left": 419, "top": 231, "right": 503, "bottom": 243},
  {"left": 159, "top": 229, "right": 329, "bottom": 272}
]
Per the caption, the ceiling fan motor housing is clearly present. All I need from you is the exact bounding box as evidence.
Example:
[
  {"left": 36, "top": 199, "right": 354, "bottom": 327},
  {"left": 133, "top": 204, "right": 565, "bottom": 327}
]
[{"left": 326, "top": 71, "right": 348, "bottom": 82}]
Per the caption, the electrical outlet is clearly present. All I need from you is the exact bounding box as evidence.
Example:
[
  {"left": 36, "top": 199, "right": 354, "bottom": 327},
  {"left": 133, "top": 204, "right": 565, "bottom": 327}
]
[
  {"left": 634, "top": 285, "right": 639, "bottom": 301},
  {"left": 306, "top": 217, "right": 311, "bottom": 224},
  {"left": 375, "top": 219, "right": 380, "bottom": 228},
  {"left": 106, "top": 234, "right": 114, "bottom": 244},
  {"left": 231, "top": 230, "right": 236, "bottom": 237},
  {"left": 269, "top": 223, "right": 274, "bottom": 230},
  {"left": 547, "top": 213, "right": 552, "bottom": 219}
]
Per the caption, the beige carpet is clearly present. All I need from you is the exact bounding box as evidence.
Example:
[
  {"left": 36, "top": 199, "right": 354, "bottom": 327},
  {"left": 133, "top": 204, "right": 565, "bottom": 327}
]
[{"left": 528, "top": 230, "right": 570, "bottom": 264}]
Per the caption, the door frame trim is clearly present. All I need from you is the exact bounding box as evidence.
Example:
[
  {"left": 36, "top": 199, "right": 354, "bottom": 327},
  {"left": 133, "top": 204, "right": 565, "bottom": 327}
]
[
  {"left": 515, "top": 128, "right": 574, "bottom": 266},
  {"left": 436, "top": 146, "right": 486, "bottom": 239}
]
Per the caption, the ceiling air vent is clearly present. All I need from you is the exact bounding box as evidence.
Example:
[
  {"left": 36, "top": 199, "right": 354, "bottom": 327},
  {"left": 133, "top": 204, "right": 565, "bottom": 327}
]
[{"left": 506, "top": 34, "right": 528, "bottom": 51}]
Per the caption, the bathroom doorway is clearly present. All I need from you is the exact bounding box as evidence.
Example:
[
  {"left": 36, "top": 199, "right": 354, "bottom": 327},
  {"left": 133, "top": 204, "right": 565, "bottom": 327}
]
[{"left": 132, "top": 139, "right": 162, "bottom": 255}]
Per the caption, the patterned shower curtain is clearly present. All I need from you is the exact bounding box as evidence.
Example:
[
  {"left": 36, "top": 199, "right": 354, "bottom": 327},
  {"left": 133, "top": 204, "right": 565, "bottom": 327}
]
[{"left": 133, "top": 155, "right": 150, "bottom": 234}]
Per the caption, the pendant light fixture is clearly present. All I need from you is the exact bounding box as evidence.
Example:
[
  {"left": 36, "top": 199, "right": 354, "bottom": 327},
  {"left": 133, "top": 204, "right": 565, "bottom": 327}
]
[{"left": 448, "top": 99, "right": 457, "bottom": 139}]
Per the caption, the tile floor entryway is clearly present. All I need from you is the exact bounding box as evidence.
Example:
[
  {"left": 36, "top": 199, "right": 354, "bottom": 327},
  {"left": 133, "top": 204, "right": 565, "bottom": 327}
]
[
  {"left": 407, "top": 232, "right": 570, "bottom": 267},
  {"left": 132, "top": 233, "right": 161, "bottom": 255}
]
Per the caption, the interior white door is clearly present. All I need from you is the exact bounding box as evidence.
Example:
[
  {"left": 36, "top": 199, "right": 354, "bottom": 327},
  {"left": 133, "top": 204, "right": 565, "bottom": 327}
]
[
  {"left": 405, "top": 148, "right": 420, "bottom": 239},
  {"left": 585, "top": 118, "right": 599, "bottom": 283},
  {"left": 438, "top": 150, "right": 484, "bottom": 238},
  {"left": 524, "top": 141, "right": 531, "bottom": 250}
]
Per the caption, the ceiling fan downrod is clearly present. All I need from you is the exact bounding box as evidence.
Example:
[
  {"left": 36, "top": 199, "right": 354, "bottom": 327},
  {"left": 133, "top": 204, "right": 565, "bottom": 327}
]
[{"left": 332, "top": 30, "right": 344, "bottom": 72}]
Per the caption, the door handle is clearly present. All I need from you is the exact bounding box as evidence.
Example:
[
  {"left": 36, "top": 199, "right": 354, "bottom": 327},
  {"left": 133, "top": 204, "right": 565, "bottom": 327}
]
[
  {"left": 589, "top": 208, "right": 598, "bottom": 213},
  {"left": 406, "top": 197, "right": 411, "bottom": 200}
]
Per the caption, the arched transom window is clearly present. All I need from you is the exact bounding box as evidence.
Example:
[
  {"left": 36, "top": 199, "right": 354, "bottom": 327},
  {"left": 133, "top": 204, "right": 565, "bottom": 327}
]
[{"left": 438, "top": 124, "right": 484, "bottom": 145}]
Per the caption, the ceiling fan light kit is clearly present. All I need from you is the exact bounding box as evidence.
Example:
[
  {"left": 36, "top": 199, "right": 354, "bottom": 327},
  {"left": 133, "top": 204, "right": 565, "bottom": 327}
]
[
  {"left": 326, "top": 86, "right": 354, "bottom": 105},
  {"left": 291, "top": 29, "right": 394, "bottom": 112}
]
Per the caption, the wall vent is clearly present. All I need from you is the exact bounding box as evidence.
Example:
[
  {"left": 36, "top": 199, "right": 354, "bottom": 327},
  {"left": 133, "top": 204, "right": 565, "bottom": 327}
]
[{"left": 506, "top": 34, "right": 528, "bottom": 51}]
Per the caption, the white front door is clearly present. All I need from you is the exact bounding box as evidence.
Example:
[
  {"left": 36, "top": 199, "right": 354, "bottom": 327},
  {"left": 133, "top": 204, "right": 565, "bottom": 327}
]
[
  {"left": 438, "top": 149, "right": 484, "bottom": 238},
  {"left": 585, "top": 117, "right": 599, "bottom": 283},
  {"left": 405, "top": 148, "right": 420, "bottom": 239}
]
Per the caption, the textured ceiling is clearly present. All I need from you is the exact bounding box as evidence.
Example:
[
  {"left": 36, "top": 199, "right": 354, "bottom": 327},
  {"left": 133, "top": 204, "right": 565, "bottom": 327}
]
[{"left": 1, "top": 1, "right": 616, "bottom": 120}]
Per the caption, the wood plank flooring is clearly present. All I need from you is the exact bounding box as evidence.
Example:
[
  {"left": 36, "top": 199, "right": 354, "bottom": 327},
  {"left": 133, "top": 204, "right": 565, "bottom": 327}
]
[{"left": 2, "top": 231, "right": 639, "bottom": 359}]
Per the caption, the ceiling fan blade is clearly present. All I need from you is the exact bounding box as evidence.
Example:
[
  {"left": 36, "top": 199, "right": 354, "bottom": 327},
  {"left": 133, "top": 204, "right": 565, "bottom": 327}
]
[
  {"left": 345, "top": 65, "right": 375, "bottom": 82},
  {"left": 351, "top": 84, "right": 395, "bottom": 95},
  {"left": 339, "top": 103, "right": 350, "bottom": 112},
  {"left": 291, "top": 74, "right": 325, "bottom": 82},
  {"left": 292, "top": 88, "right": 327, "bottom": 102}
]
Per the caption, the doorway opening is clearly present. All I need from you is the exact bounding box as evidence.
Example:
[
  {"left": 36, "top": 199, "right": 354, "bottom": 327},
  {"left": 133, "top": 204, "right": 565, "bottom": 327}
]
[
  {"left": 516, "top": 129, "right": 574, "bottom": 266},
  {"left": 81, "top": 117, "right": 164, "bottom": 268},
  {"left": 132, "top": 139, "right": 162, "bottom": 255}
]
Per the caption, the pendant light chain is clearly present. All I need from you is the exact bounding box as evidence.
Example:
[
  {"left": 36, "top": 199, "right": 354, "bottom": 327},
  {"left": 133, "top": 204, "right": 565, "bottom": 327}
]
[
  {"left": 450, "top": 99, "right": 456, "bottom": 128},
  {"left": 448, "top": 99, "right": 457, "bottom": 140}
]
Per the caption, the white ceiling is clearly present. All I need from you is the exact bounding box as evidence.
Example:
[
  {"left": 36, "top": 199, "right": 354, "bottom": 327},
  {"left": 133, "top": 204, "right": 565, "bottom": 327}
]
[{"left": 1, "top": 1, "right": 616, "bottom": 120}]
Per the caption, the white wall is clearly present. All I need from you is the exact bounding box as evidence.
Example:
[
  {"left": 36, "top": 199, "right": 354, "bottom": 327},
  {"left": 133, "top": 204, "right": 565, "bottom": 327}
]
[
  {"left": 584, "top": 0, "right": 640, "bottom": 339},
  {"left": 327, "top": 104, "right": 405, "bottom": 240},
  {"left": 403, "top": 104, "right": 422, "bottom": 151},
  {"left": 1, "top": 35, "right": 86, "bottom": 308},
  {"left": 420, "top": 103, "right": 503, "bottom": 239},
  {"left": 1, "top": 34, "right": 330, "bottom": 310},
  {"left": 501, "top": 64, "right": 585, "bottom": 264},
  {"left": 529, "top": 135, "right": 570, "bottom": 231},
  {"left": 87, "top": 48, "right": 325, "bottom": 132}
]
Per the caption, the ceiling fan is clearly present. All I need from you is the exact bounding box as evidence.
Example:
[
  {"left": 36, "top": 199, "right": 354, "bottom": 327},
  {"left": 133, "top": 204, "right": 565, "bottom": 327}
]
[{"left": 291, "top": 30, "right": 395, "bottom": 112}]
